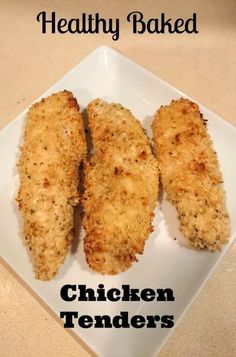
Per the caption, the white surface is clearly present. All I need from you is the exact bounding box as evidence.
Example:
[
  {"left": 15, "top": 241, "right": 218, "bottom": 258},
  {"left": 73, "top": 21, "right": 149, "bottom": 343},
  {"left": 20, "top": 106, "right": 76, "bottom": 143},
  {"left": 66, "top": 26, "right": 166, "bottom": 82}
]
[{"left": 0, "top": 46, "right": 235, "bottom": 357}]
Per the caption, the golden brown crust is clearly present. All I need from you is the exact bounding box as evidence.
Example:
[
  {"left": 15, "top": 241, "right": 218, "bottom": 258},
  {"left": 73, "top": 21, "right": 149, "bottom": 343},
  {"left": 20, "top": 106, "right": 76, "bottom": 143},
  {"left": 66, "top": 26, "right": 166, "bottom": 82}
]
[
  {"left": 152, "top": 98, "right": 230, "bottom": 251},
  {"left": 16, "top": 90, "right": 86, "bottom": 280},
  {"left": 83, "top": 99, "right": 159, "bottom": 274}
]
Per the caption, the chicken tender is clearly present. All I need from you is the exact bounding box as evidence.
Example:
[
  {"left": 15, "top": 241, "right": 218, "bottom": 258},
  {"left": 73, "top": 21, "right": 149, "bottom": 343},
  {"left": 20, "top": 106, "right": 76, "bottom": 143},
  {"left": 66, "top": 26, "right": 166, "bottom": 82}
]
[
  {"left": 152, "top": 98, "right": 230, "bottom": 251},
  {"left": 82, "top": 99, "right": 158, "bottom": 274},
  {"left": 17, "top": 91, "right": 86, "bottom": 280}
]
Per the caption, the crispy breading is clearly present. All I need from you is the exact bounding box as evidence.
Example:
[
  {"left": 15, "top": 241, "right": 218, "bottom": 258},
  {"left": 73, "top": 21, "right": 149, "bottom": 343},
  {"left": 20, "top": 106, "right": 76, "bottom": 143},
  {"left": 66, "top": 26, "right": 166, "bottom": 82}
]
[
  {"left": 16, "top": 91, "right": 86, "bottom": 280},
  {"left": 152, "top": 98, "right": 230, "bottom": 251},
  {"left": 83, "top": 99, "right": 159, "bottom": 274}
]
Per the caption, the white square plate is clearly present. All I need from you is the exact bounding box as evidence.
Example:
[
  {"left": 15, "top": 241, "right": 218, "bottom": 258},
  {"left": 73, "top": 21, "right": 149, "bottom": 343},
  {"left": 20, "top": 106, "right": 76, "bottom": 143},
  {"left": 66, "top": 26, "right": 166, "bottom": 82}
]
[{"left": 0, "top": 46, "right": 236, "bottom": 357}]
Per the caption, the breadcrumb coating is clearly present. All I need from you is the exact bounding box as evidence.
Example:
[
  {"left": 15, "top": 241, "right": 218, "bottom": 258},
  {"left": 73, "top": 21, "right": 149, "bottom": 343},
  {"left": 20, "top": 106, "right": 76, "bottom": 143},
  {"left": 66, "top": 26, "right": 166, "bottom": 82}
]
[
  {"left": 152, "top": 98, "right": 230, "bottom": 251},
  {"left": 16, "top": 91, "right": 86, "bottom": 280},
  {"left": 83, "top": 99, "right": 159, "bottom": 274}
]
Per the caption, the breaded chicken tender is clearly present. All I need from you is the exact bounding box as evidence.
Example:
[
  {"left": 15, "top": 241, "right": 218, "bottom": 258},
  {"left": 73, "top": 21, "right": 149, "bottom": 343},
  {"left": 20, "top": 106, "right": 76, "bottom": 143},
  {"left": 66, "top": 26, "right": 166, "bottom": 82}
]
[
  {"left": 83, "top": 99, "right": 158, "bottom": 274},
  {"left": 152, "top": 98, "right": 230, "bottom": 251},
  {"left": 17, "top": 91, "right": 86, "bottom": 280}
]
